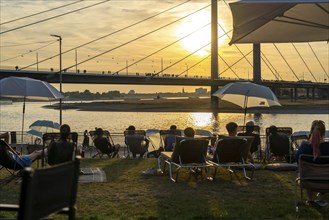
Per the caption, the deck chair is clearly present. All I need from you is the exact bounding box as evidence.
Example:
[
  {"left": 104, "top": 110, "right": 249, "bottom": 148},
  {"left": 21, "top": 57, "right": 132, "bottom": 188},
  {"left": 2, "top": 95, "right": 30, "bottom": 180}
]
[
  {"left": 43, "top": 132, "right": 78, "bottom": 167},
  {"left": 207, "top": 137, "right": 255, "bottom": 180},
  {"left": 291, "top": 134, "right": 309, "bottom": 150},
  {"left": 295, "top": 154, "right": 329, "bottom": 212},
  {"left": 0, "top": 156, "right": 81, "bottom": 220},
  {"left": 89, "top": 130, "right": 118, "bottom": 158},
  {"left": 124, "top": 130, "right": 148, "bottom": 158},
  {"left": 238, "top": 125, "right": 261, "bottom": 160},
  {"left": 157, "top": 137, "right": 211, "bottom": 182},
  {"left": 0, "top": 140, "right": 25, "bottom": 175},
  {"left": 159, "top": 129, "right": 181, "bottom": 151},
  {"left": 265, "top": 127, "right": 293, "bottom": 162}
]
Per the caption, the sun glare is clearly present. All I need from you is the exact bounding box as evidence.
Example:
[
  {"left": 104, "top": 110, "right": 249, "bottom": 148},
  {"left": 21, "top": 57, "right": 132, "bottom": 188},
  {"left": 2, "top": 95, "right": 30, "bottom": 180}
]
[{"left": 176, "top": 11, "right": 223, "bottom": 57}]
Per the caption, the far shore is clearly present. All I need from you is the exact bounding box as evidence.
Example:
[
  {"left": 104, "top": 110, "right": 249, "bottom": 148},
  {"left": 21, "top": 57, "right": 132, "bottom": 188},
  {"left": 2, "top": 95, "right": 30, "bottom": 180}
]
[{"left": 43, "top": 98, "right": 329, "bottom": 114}]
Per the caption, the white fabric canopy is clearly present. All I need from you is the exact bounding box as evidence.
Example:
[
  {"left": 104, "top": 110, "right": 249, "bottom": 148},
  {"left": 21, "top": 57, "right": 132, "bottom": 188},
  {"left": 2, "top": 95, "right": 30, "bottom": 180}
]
[
  {"left": 212, "top": 82, "right": 281, "bottom": 108},
  {"left": 229, "top": 0, "right": 329, "bottom": 44},
  {"left": 0, "top": 76, "right": 64, "bottom": 100}
]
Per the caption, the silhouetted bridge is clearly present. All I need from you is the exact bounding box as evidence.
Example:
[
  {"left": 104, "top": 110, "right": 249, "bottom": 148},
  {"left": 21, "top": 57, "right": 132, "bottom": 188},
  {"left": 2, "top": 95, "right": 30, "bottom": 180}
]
[{"left": 0, "top": 69, "right": 328, "bottom": 99}]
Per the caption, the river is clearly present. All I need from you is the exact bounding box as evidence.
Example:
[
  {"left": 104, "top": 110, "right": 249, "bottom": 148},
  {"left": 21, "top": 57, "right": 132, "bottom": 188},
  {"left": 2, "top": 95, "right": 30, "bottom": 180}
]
[{"left": 1, "top": 101, "right": 328, "bottom": 136}]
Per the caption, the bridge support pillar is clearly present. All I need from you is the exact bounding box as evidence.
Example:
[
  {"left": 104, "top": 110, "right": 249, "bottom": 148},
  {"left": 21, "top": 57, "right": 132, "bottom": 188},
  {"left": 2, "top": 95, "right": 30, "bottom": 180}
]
[
  {"left": 312, "top": 88, "right": 315, "bottom": 100},
  {"left": 290, "top": 88, "right": 294, "bottom": 102},
  {"left": 253, "top": 43, "right": 261, "bottom": 84},
  {"left": 211, "top": 0, "right": 219, "bottom": 109},
  {"left": 306, "top": 88, "right": 310, "bottom": 99},
  {"left": 294, "top": 87, "right": 298, "bottom": 101}
]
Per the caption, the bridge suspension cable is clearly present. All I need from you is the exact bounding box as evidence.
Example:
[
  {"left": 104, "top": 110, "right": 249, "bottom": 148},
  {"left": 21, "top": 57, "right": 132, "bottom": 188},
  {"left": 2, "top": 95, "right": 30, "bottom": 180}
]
[
  {"left": 0, "top": 0, "right": 84, "bottom": 25},
  {"left": 1, "top": 40, "right": 58, "bottom": 62},
  {"left": 0, "top": 40, "right": 55, "bottom": 48},
  {"left": 153, "top": 31, "right": 229, "bottom": 78},
  {"left": 0, "top": 0, "right": 111, "bottom": 35},
  {"left": 153, "top": 42, "right": 213, "bottom": 77},
  {"left": 219, "top": 50, "right": 253, "bottom": 76},
  {"left": 291, "top": 43, "right": 317, "bottom": 81},
  {"left": 115, "top": 23, "right": 210, "bottom": 74},
  {"left": 62, "top": 4, "right": 211, "bottom": 72},
  {"left": 177, "top": 55, "right": 211, "bottom": 77},
  {"left": 272, "top": 44, "right": 301, "bottom": 81},
  {"left": 307, "top": 42, "right": 328, "bottom": 78},
  {"left": 18, "top": 0, "right": 192, "bottom": 70}
]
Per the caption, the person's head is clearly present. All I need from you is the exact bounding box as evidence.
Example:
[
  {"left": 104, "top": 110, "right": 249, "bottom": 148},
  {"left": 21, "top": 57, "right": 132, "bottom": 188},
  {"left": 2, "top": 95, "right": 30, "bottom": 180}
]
[
  {"left": 127, "top": 125, "right": 136, "bottom": 135},
  {"left": 95, "top": 128, "right": 104, "bottom": 137},
  {"left": 310, "top": 120, "right": 326, "bottom": 158},
  {"left": 269, "top": 125, "right": 278, "bottom": 135},
  {"left": 246, "top": 121, "right": 255, "bottom": 133},
  {"left": 170, "top": 125, "right": 177, "bottom": 130},
  {"left": 60, "top": 124, "right": 71, "bottom": 140},
  {"left": 226, "top": 122, "right": 238, "bottom": 136},
  {"left": 184, "top": 127, "right": 195, "bottom": 137}
]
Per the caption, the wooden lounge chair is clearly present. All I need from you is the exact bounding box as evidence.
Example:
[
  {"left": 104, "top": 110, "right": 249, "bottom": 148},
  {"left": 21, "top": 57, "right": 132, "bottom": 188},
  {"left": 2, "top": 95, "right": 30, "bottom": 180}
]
[
  {"left": 207, "top": 137, "right": 255, "bottom": 180},
  {"left": 124, "top": 130, "right": 148, "bottom": 158},
  {"left": 0, "top": 156, "right": 81, "bottom": 220},
  {"left": 0, "top": 140, "right": 25, "bottom": 175},
  {"left": 157, "top": 137, "right": 211, "bottom": 182},
  {"left": 43, "top": 132, "right": 78, "bottom": 167},
  {"left": 295, "top": 154, "right": 329, "bottom": 212}
]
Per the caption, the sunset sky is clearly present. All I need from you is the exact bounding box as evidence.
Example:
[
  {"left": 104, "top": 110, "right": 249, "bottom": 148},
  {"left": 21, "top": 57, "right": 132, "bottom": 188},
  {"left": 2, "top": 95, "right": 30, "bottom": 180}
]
[{"left": 1, "top": 0, "right": 328, "bottom": 93}]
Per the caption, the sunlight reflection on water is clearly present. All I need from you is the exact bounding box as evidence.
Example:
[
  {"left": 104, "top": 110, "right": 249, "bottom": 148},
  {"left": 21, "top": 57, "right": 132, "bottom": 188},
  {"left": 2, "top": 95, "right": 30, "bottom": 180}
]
[{"left": 0, "top": 102, "right": 328, "bottom": 136}]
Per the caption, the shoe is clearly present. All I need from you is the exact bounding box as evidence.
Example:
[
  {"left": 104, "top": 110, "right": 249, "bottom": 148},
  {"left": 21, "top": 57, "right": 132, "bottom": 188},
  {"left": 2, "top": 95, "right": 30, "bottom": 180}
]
[
  {"left": 314, "top": 199, "right": 328, "bottom": 207},
  {"left": 307, "top": 200, "right": 328, "bottom": 208},
  {"left": 142, "top": 168, "right": 156, "bottom": 175}
]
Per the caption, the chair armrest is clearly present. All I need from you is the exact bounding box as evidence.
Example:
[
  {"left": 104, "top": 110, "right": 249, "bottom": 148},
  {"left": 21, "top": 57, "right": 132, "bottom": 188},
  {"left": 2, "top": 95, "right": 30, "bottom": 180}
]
[{"left": 0, "top": 203, "right": 19, "bottom": 212}]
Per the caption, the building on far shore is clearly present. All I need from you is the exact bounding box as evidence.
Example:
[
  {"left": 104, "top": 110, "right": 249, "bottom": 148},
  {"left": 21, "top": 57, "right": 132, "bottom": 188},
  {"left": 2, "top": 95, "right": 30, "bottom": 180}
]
[{"left": 195, "top": 88, "right": 207, "bottom": 96}]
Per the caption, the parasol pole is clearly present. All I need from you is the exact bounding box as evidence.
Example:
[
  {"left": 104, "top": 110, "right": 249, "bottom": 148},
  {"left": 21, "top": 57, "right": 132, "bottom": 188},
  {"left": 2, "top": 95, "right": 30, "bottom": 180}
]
[
  {"left": 21, "top": 96, "right": 26, "bottom": 153},
  {"left": 243, "top": 91, "right": 249, "bottom": 125}
]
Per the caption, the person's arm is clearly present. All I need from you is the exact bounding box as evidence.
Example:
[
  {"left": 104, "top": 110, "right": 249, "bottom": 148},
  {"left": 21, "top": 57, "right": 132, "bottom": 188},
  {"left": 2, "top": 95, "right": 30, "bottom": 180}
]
[{"left": 295, "top": 142, "right": 312, "bottom": 163}]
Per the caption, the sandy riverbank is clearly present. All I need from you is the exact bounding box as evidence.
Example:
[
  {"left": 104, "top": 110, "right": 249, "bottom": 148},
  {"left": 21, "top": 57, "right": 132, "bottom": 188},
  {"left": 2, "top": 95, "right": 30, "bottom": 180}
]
[{"left": 43, "top": 98, "right": 329, "bottom": 114}]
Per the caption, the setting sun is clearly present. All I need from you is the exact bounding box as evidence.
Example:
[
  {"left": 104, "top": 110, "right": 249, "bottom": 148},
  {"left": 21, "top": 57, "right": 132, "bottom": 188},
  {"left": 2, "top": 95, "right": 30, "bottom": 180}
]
[{"left": 175, "top": 10, "right": 224, "bottom": 57}]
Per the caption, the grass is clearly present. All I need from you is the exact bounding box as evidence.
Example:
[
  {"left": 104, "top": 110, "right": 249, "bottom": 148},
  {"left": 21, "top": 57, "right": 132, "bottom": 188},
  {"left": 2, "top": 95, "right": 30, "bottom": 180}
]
[{"left": 1, "top": 158, "right": 328, "bottom": 219}]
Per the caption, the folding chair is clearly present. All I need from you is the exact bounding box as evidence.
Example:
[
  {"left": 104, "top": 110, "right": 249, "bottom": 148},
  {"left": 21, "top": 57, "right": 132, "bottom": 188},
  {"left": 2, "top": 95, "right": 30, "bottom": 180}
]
[
  {"left": 158, "top": 137, "right": 211, "bottom": 182},
  {"left": 0, "top": 140, "right": 25, "bottom": 175},
  {"left": 238, "top": 125, "right": 261, "bottom": 161},
  {"left": 207, "top": 137, "right": 255, "bottom": 180},
  {"left": 291, "top": 135, "right": 309, "bottom": 150},
  {"left": 295, "top": 154, "right": 329, "bottom": 212},
  {"left": 0, "top": 156, "right": 81, "bottom": 220},
  {"left": 42, "top": 132, "right": 78, "bottom": 167},
  {"left": 124, "top": 130, "right": 148, "bottom": 158},
  {"left": 90, "top": 130, "right": 118, "bottom": 158},
  {"left": 159, "top": 129, "right": 181, "bottom": 151},
  {"left": 265, "top": 127, "right": 293, "bottom": 162}
]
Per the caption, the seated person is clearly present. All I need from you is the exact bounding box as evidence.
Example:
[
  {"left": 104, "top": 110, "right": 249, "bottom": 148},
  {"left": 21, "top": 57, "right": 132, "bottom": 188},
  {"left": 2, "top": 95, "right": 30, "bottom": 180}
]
[
  {"left": 164, "top": 125, "right": 179, "bottom": 151},
  {"left": 93, "top": 128, "right": 120, "bottom": 158},
  {"left": 295, "top": 120, "right": 329, "bottom": 207},
  {"left": 238, "top": 121, "right": 261, "bottom": 154},
  {"left": 268, "top": 125, "right": 290, "bottom": 160},
  {"left": 0, "top": 139, "right": 43, "bottom": 169},
  {"left": 125, "top": 125, "right": 149, "bottom": 158},
  {"left": 184, "top": 127, "right": 195, "bottom": 138},
  {"left": 47, "top": 124, "right": 75, "bottom": 165},
  {"left": 226, "top": 122, "right": 238, "bottom": 137}
]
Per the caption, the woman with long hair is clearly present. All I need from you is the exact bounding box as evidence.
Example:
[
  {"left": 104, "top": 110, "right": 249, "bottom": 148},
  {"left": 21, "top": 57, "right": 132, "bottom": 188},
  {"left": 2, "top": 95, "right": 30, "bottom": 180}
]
[{"left": 296, "top": 120, "right": 329, "bottom": 207}]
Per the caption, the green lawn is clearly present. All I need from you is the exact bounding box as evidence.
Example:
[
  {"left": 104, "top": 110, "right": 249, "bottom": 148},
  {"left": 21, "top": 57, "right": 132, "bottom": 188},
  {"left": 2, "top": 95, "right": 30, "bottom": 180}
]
[{"left": 1, "top": 158, "right": 328, "bottom": 220}]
